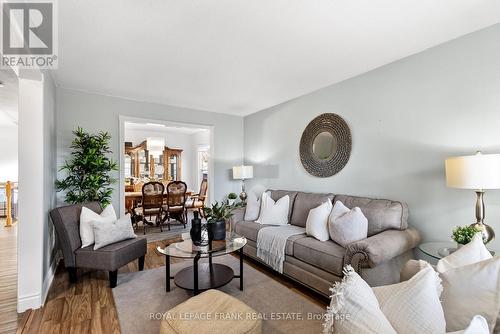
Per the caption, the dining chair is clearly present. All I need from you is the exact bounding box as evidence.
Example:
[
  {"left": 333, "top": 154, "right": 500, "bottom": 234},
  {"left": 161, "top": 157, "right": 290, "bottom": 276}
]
[
  {"left": 185, "top": 179, "right": 208, "bottom": 221},
  {"left": 162, "top": 181, "right": 188, "bottom": 230},
  {"left": 133, "top": 181, "right": 164, "bottom": 234}
]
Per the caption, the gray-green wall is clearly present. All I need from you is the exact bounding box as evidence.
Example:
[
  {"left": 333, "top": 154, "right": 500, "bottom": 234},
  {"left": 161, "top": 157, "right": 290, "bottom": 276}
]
[
  {"left": 56, "top": 88, "right": 244, "bottom": 211},
  {"left": 244, "top": 24, "right": 500, "bottom": 249}
]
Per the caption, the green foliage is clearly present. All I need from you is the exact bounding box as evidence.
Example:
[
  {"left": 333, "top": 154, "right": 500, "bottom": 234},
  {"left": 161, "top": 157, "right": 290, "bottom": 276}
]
[
  {"left": 203, "top": 201, "right": 243, "bottom": 224},
  {"left": 228, "top": 192, "right": 238, "bottom": 200},
  {"left": 55, "top": 127, "right": 118, "bottom": 207},
  {"left": 451, "top": 225, "right": 481, "bottom": 245}
]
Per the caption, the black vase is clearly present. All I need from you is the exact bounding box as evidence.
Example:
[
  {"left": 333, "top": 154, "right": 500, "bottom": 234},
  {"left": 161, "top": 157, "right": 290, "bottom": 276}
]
[
  {"left": 208, "top": 220, "right": 226, "bottom": 241},
  {"left": 190, "top": 211, "right": 202, "bottom": 246}
]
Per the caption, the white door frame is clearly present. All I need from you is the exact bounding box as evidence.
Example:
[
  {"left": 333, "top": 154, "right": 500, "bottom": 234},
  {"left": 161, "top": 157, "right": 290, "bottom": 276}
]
[{"left": 118, "top": 115, "right": 215, "bottom": 214}]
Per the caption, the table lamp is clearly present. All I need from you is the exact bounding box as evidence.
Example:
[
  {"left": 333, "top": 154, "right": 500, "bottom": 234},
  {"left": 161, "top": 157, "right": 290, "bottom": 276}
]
[
  {"left": 232, "top": 165, "right": 253, "bottom": 201},
  {"left": 445, "top": 152, "right": 500, "bottom": 244}
]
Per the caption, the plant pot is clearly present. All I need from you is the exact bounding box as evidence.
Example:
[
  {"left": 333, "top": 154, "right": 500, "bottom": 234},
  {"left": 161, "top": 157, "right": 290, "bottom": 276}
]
[
  {"left": 208, "top": 220, "right": 226, "bottom": 241},
  {"left": 228, "top": 199, "right": 236, "bottom": 206}
]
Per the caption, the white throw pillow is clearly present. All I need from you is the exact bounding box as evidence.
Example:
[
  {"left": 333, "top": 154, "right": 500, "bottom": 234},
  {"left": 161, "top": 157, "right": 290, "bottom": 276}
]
[
  {"left": 255, "top": 192, "right": 289, "bottom": 226},
  {"left": 328, "top": 201, "right": 368, "bottom": 247},
  {"left": 439, "top": 257, "right": 500, "bottom": 333},
  {"left": 437, "top": 233, "right": 492, "bottom": 273},
  {"left": 80, "top": 204, "right": 117, "bottom": 247},
  {"left": 372, "top": 263, "right": 447, "bottom": 334},
  {"left": 324, "top": 266, "right": 397, "bottom": 334},
  {"left": 305, "top": 199, "right": 333, "bottom": 241},
  {"left": 447, "top": 315, "right": 490, "bottom": 334},
  {"left": 244, "top": 191, "right": 262, "bottom": 221},
  {"left": 92, "top": 214, "right": 137, "bottom": 250}
]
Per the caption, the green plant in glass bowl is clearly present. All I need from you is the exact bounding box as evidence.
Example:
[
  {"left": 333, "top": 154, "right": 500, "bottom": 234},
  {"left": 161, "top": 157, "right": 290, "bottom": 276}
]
[{"left": 451, "top": 225, "right": 481, "bottom": 245}]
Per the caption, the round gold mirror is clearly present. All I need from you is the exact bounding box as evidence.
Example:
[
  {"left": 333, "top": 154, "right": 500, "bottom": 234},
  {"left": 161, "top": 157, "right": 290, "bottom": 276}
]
[{"left": 300, "top": 113, "right": 351, "bottom": 177}]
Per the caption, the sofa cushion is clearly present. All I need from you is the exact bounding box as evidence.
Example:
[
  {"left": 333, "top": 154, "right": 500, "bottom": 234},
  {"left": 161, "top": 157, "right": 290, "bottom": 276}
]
[
  {"left": 75, "top": 236, "right": 147, "bottom": 271},
  {"left": 268, "top": 190, "right": 298, "bottom": 222},
  {"left": 234, "top": 221, "right": 271, "bottom": 242},
  {"left": 334, "top": 195, "right": 408, "bottom": 236},
  {"left": 291, "top": 192, "right": 334, "bottom": 227},
  {"left": 293, "top": 237, "right": 345, "bottom": 276}
]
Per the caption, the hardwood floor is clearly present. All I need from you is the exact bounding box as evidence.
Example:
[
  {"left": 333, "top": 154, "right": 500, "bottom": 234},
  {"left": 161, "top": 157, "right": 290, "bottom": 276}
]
[
  {"left": 0, "top": 220, "right": 18, "bottom": 334},
  {"left": 17, "top": 235, "right": 327, "bottom": 334}
]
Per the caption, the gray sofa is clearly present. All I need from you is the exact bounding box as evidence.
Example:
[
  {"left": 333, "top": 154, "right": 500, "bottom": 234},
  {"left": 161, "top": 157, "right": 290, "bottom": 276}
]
[
  {"left": 50, "top": 202, "right": 147, "bottom": 288},
  {"left": 232, "top": 190, "right": 421, "bottom": 297}
]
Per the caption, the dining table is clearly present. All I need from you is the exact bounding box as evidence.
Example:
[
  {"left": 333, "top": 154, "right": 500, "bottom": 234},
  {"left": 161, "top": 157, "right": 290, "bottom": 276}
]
[{"left": 125, "top": 190, "right": 194, "bottom": 214}]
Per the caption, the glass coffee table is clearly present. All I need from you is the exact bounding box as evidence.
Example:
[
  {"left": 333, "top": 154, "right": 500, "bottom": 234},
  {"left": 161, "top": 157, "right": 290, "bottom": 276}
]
[
  {"left": 419, "top": 241, "right": 497, "bottom": 260},
  {"left": 157, "top": 232, "right": 247, "bottom": 295}
]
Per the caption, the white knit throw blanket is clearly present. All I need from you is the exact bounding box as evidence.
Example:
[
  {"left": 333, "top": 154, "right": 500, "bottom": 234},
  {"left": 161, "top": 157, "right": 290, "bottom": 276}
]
[{"left": 256, "top": 225, "right": 305, "bottom": 273}]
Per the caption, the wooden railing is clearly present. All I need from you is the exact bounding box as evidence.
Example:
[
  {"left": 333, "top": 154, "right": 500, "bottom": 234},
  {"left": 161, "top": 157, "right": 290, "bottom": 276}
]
[{"left": 0, "top": 181, "right": 18, "bottom": 227}]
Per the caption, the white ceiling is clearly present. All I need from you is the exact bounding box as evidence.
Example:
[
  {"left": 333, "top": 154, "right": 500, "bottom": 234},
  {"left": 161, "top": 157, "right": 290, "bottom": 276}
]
[
  {"left": 0, "top": 69, "right": 18, "bottom": 128},
  {"left": 53, "top": 0, "right": 500, "bottom": 116}
]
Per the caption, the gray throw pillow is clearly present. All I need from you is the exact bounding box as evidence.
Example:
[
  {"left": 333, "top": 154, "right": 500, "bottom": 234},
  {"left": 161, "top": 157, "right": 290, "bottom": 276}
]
[{"left": 92, "top": 214, "right": 136, "bottom": 250}]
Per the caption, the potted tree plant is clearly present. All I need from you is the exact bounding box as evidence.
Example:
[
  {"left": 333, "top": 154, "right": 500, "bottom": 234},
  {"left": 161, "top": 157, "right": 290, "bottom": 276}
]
[
  {"left": 451, "top": 225, "right": 481, "bottom": 248},
  {"left": 203, "top": 201, "right": 241, "bottom": 240},
  {"left": 56, "top": 127, "right": 118, "bottom": 207},
  {"left": 227, "top": 192, "right": 238, "bottom": 205}
]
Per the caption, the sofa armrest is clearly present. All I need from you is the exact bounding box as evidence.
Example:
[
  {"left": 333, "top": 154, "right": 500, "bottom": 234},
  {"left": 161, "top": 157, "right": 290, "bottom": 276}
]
[{"left": 344, "top": 227, "right": 421, "bottom": 272}]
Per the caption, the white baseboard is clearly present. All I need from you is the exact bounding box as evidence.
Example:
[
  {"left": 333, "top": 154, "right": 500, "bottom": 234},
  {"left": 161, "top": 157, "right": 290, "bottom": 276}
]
[
  {"left": 41, "top": 257, "right": 58, "bottom": 305},
  {"left": 17, "top": 257, "right": 58, "bottom": 313},
  {"left": 17, "top": 293, "right": 42, "bottom": 313}
]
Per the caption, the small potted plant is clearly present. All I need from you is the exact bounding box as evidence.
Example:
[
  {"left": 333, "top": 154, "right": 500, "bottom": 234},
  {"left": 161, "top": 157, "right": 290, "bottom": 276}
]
[
  {"left": 451, "top": 225, "right": 481, "bottom": 248},
  {"left": 227, "top": 192, "right": 238, "bottom": 205},
  {"left": 203, "top": 201, "right": 240, "bottom": 240}
]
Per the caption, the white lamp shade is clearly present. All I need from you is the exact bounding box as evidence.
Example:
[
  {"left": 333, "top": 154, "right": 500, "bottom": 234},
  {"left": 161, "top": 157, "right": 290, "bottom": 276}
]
[
  {"left": 445, "top": 153, "right": 500, "bottom": 190},
  {"left": 147, "top": 137, "right": 165, "bottom": 157},
  {"left": 233, "top": 165, "right": 253, "bottom": 180}
]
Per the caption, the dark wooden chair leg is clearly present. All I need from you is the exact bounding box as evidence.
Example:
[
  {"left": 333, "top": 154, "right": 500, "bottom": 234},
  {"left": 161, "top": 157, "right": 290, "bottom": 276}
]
[
  {"left": 138, "top": 256, "right": 145, "bottom": 271},
  {"left": 68, "top": 267, "right": 77, "bottom": 283},
  {"left": 109, "top": 270, "right": 118, "bottom": 288}
]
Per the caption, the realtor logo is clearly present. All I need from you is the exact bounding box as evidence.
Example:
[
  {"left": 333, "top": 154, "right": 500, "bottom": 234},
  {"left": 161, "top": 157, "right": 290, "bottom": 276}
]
[{"left": 1, "top": 0, "right": 58, "bottom": 68}]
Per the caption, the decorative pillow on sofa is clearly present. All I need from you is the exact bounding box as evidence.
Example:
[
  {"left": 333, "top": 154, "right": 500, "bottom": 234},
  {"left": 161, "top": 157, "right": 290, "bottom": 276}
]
[
  {"left": 436, "top": 233, "right": 492, "bottom": 273},
  {"left": 92, "top": 214, "right": 137, "bottom": 250},
  {"left": 439, "top": 257, "right": 500, "bottom": 333},
  {"left": 256, "top": 192, "right": 289, "bottom": 225},
  {"left": 328, "top": 201, "right": 368, "bottom": 247},
  {"left": 305, "top": 199, "right": 332, "bottom": 241},
  {"left": 244, "top": 191, "right": 263, "bottom": 221},
  {"left": 372, "top": 263, "right": 447, "bottom": 334},
  {"left": 80, "top": 204, "right": 116, "bottom": 248},
  {"left": 324, "top": 266, "right": 397, "bottom": 334}
]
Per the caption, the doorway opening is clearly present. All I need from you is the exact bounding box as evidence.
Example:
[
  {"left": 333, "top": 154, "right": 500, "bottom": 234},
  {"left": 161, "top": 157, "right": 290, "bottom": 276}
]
[
  {"left": 0, "top": 67, "right": 19, "bottom": 332},
  {"left": 119, "top": 117, "right": 214, "bottom": 240}
]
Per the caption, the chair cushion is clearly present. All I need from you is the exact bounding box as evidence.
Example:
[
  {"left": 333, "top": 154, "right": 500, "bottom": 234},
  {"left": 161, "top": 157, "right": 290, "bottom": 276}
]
[
  {"left": 163, "top": 205, "right": 184, "bottom": 212},
  {"left": 134, "top": 207, "right": 161, "bottom": 216},
  {"left": 160, "top": 289, "right": 262, "bottom": 334},
  {"left": 334, "top": 195, "right": 408, "bottom": 236},
  {"left": 185, "top": 200, "right": 204, "bottom": 209},
  {"left": 75, "top": 236, "right": 147, "bottom": 271},
  {"left": 293, "top": 237, "right": 345, "bottom": 276},
  {"left": 268, "top": 190, "right": 298, "bottom": 222},
  {"left": 291, "top": 192, "right": 334, "bottom": 227}
]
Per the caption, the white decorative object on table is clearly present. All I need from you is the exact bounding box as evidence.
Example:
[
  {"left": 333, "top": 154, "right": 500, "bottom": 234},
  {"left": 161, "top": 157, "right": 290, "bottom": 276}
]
[
  {"left": 306, "top": 199, "right": 333, "bottom": 241},
  {"left": 328, "top": 201, "right": 368, "bottom": 247},
  {"left": 79, "top": 204, "right": 117, "bottom": 248},
  {"left": 255, "top": 192, "right": 289, "bottom": 226}
]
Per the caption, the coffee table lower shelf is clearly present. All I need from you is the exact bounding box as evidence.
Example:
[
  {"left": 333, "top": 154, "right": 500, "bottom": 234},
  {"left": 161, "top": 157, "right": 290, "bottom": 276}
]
[{"left": 164, "top": 247, "right": 244, "bottom": 295}]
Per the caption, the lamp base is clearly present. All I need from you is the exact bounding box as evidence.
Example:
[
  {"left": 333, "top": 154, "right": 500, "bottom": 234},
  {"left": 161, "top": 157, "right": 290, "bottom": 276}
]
[
  {"left": 470, "top": 222, "right": 495, "bottom": 244},
  {"left": 239, "top": 191, "right": 248, "bottom": 202}
]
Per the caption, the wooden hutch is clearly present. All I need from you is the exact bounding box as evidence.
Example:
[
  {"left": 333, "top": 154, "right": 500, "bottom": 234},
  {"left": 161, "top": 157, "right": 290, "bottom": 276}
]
[{"left": 125, "top": 141, "right": 182, "bottom": 182}]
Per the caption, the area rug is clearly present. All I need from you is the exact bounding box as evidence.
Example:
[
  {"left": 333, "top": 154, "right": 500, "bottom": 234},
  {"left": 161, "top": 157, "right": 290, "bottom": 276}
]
[{"left": 113, "top": 256, "right": 326, "bottom": 334}]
